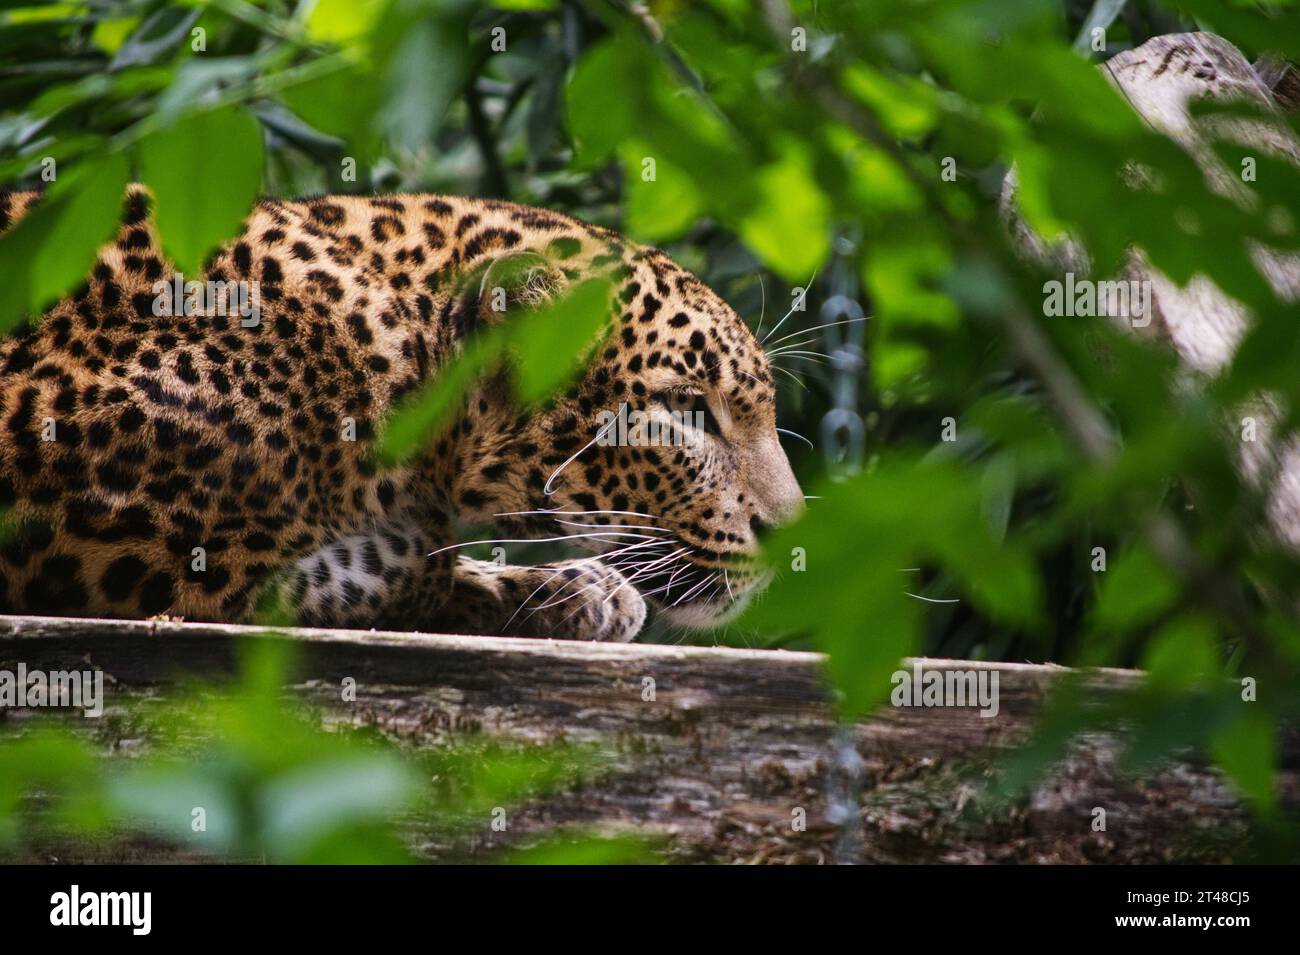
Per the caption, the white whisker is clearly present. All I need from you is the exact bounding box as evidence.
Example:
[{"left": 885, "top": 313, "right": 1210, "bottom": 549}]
[
  {"left": 763, "top": 315, "right": 870, "bottom": 349},
  {"left": 770, "top": 365, "right": 809, "bottom": 391},
  {"left": 767, "top": 349, "right": 831, "bottom": 361},
  {"left": 621, "top": 548, "right": 691, "bottom": 583},
  {"left": 547, "top": 565, "right": 639, "bottom": 627},
  {"left": 673, "top": 571, "right": 719, "bottom": 607},
  {"left": 543, "top": 401, "right": 626, "bottom": 497},
  {"left": 503, "top": 539, "right": 676, "bottom": 628},
  {"left": 776, "top": 427, "right": 814, "bottom": 450},
  {"left": 759, "top": 343, "right": 821, "bottom": 361},
  {"left": 427, "top": 531, "right": 659, "bottom": 558},
  {"left": 760, "top": 269, "right": 818, "bottom": 345},
  {"left": 904, "top": 592, "right": 960, "bottom": 604}
]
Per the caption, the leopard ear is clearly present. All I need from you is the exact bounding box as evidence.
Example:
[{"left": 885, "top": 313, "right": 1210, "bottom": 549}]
[{"left": 474, "top": 251, "right": 567, "bottom": 324}]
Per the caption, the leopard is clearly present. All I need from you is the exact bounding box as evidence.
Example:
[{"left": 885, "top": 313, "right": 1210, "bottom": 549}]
[{"left": 0, "top": 186, "right": 803, "bottom": 642}]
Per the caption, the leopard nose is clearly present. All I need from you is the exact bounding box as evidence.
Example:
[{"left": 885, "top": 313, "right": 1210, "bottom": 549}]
[{"left": 750, "top": 437, "right": 804, "bottom": 531}]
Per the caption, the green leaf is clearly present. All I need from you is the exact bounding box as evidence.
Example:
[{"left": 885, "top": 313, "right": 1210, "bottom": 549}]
[
  {"left": 842, "top": 64, "right": 937, "bottom": 139},
  {"left": 1092, "top": 544, "right": 1179, "bottom": 632},
  {"left": 377, "top": 329, "right": 505, "bottom": 467},
  {"left": 622, "top": 145, "right": 702, "bottom": 241},
  {"left": 379, "top": 15, "right": 468, "bottom": 153},
  {"left": 511, "top": 278, "right": 614, "bottom": 403},
  {"left": 305, "top": 0, "right": 388, "bottom": 46},
  {"left": 828, "top": 125, "right": 922, "bottom": 215},
  {"left": 109, "top": 6, "right": 200, "bottom": 69},
  {"left": 1210, "top": 710, "right": 1277, "bottom": 815},
  {"left": 491, "top": 0, "right": 558, "bottom": 10},
  {"left": 109, "top": 767, "right": 241, "bottom": 851},
  {"left": 90, "top": 17, "right": 139, "bottom": 55},
  {"left": 980, "top": 453, "right": 1016, "bottom": 542},
  {"left": 565, "top": 39, "right": 637, "bottom": 166},
  {"left": 1141, "top": 615, "right": 1220, "bottom": 690},
  {"left": 259, "top": 755, "right": 419, "bottom": 861},
  {"left": 154, "top": 57, "right": 260, "bottom": 123},
  {"left": 957, "top": 548, "right": 1043, "bottom": 628},
  {"left": 738, "top": 145, "right": 831, "bottom": 282},
  {"left": 378, "top": 278, "right": 613, "bottom": 466},
  {"left": 138, "top": 104, "right": 264, "bottom": 274},
  {"left": 0, "top": 728, "right": 105, "bottom": 849},
  {"left": 862, "top": 228, "right": 957, "bottom": 329},
  {"left": 745, "top": 457, "right": 1039, "bottom": 715},
  {"left": 278, "top": 61, "right": 382, "bottom": 161},
  {"left": 0, "top": 151, "right": 130, "bottom": 331},
  {"left": 1162, "top": 0, "right": 1300, "bottom": 63}
]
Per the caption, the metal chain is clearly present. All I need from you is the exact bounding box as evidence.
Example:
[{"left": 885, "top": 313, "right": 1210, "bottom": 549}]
[
  {"left": 818, "top": 233, "right": 867, "bottom": 480},
  {"left": 812, "top": 231, "right": 870, "bottom": 863},
  {"left": 826, "top": 725, "right": 867, "bottom": 864}
]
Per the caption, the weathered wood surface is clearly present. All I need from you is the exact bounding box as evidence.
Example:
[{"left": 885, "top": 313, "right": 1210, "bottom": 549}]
[{"left": 1, "top": 614, "right": 1290, "bottom": 863}]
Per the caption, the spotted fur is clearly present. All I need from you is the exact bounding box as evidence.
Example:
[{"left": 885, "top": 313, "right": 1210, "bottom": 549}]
[{"left": 0, "top": 187, "right": 802, "bottom": 640}]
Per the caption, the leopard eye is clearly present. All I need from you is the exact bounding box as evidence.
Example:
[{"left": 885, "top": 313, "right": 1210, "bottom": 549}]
[{"left": 657, "top": 388, "right": 720, "bottom": 437}]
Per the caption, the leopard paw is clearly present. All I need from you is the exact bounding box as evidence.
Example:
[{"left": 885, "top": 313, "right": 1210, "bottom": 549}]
[{"left": 452, "top": 557, "right": 646, "bottom": 642}]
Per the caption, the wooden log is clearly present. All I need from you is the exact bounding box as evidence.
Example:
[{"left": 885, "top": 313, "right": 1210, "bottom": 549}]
[{"left": 0, "top": 614, "right": 1288, "bottom": 863}]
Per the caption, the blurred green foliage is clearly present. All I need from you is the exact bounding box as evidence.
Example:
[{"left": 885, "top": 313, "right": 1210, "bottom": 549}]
[
  {"left": 2, "top": 0, "right": 1300, "bottom": 855},
  {"left": 0, "top": 638, "right": 642, "bottom": 863},
  {"left": 379, "top": 274, "right": 613, "bottom": 465}
]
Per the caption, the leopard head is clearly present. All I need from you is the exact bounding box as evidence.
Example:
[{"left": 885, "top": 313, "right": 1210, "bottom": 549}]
[{"left": 452, "top": 240, "right": 803, "bottom": 629}]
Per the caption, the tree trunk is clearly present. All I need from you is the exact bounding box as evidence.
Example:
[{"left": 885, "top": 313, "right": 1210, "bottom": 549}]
[{"left": 1004, "top": 33, "right": 1300, "bottom": 549}]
